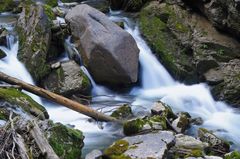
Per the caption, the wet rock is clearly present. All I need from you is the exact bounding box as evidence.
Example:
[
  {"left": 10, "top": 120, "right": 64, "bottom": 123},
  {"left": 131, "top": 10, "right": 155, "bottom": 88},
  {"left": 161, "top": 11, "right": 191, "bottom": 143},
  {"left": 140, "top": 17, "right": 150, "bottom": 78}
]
[
  {"left": 151, "top": 101, "right": 177, "bottom": 119},
  {"left": 182, "top": 0, "right": 240, "bottom": 39},
  {"left": 0, "top": 88, "right": 49, "bottom": 119},
  {"left": 169, "top": 134, "right": 208, "bottom": 158},
  {"left": 0, "top": 0, "right": 19, "bottom": 13},
  {"left": 204, "top": 68, "right": 224, "bottom": 85},
  {"left": 211, "top": 59, "right": 240, "bottom": 107},
  {"left": 123, "top": 115, "right": 167, "bottom": 136},
  {"left": 66, "top": 4, "right": 139, "bottom": 86},
  {"left": 104, "top": 131, "right": 175, "bottom": 159},
  {"left": 16, "top": 3, "right": 52, "bottom": 82},
  {"left": 198, "top": 128, "right": 230, "bottom": 156},
  {"left": 111, "top": 104, "right": 133, "bottom": 120},
  {"left": 191, "top": 117, "right": 204, "bottom": 126},
  {"left": 43, "top": 121, "right": 84, "bottom": 159},
  {"left": 0, "top": 49, "right": 6, "bottom": 59},
  {"left": 43, "top": 60, "right": 91, "bottom": 96},
  {"left": 139, "top": 1, "right": 240, "bottom": 105},
  {"left": 224, "top": 151, "right": 240, "bottom": 159},
  {"left": 0, "top": 28, "right": 7, "bottom": 47},
  {"left": 86, "top": 149, "right": 102, "bottom": 159},
  {"left": 172, "top": 112, "right": 191, "bottom": 133}
]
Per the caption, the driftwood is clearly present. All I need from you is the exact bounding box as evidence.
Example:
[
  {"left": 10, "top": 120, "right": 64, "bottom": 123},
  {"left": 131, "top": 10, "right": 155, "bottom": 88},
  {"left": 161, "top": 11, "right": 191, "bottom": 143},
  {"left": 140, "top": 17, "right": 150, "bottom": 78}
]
[
  {"left": 0, "top": 71, "right": 118, "bottom": 122},
  {"left": 29, "top": 121, "right": 59, "bottom": 159}
]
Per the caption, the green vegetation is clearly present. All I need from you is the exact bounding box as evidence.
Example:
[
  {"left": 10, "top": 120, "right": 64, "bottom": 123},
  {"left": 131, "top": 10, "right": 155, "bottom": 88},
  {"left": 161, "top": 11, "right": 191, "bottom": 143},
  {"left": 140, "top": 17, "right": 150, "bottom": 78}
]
[
  {"left": 45, "top": 0, "right": 58, "bottom": 7},
  {"left": 48, "top": 122, "right": 84, "bottom": 159},
  {"left": 0, "top": 88, "right": 48, "bottom": 119},
  {"left": 104, "top": 140, "right": 131, "bottom": 159},
  {"left": 111, "top": 104, "right": 133, "bottom": 119},
  {"left": 225, "top": 151, "right": 240, "bottom": 159},
  {"left": 0, "top": 0, "right": 16, "bottom": 12}
]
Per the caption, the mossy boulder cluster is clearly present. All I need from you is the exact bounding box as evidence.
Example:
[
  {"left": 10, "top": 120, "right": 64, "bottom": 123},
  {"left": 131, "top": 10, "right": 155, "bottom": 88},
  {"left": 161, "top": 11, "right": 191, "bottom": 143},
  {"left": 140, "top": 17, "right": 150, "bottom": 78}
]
[
  {"left": 139, "top": 1, "right": 240, "bottom": 106},
  {"left": 0, "top": 88, "right": 84, "bottom": 159},
  {"left": 100, "top": 101, "right": 233, "bottom": 159}
]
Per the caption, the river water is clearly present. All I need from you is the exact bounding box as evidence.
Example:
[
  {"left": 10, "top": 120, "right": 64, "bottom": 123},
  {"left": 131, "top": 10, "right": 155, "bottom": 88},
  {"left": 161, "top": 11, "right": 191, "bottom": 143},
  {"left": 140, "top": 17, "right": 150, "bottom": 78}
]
[{"left": 0, "top": 5, "right": 240, "bottom": 157}]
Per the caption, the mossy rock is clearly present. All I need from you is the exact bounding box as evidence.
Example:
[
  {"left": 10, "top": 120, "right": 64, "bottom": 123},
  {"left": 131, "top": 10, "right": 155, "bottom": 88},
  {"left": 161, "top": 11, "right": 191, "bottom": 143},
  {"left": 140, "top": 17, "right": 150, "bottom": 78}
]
[
  {"left": 123, "top": 115, "right": 167, "bottom": 136},
  {"left": 45, "top": 0, "right": 58, "bottom": 7},
  {"left": 0, "top": 88, "right": 48, "bottom": 119},
  {"left": 103, "top": 139, "right": 131, "bottom": 159},
  {"left": 0, "top": 0, "right": 17, "bottom": 13},
  {"left": 139, "top": 2, "right": 195, "bottom": 82},
  {"left": 16, "top": 2, "right": 52, "bottom": 82},
  {"left": 198, "top": 128, "right": 230, "bottom": 156},
  {"left": 43, "top": 4, "right": 56, "bottom": 21},
  {"left": 111, "top": 104, "right": 133, "bottom": 120},
  {"left": 225, "top": 151, "right": 240, "bottom": 159},
  {"left": 47, "top": 122, "right": 84, "bottom": 159}
]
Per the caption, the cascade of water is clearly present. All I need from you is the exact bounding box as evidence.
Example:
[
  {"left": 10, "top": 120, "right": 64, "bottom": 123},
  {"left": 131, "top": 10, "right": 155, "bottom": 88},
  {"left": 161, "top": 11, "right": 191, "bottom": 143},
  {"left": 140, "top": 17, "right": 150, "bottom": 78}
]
[{"left": 0, "top": 33, "right": 42, "bottom": 104}]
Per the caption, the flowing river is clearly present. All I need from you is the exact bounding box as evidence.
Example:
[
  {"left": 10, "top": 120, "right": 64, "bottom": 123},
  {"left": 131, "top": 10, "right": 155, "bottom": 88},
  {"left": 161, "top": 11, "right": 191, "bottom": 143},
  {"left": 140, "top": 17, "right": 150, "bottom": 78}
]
[{"left": 0, "top": 5, "right": 240, "bottom": 157}]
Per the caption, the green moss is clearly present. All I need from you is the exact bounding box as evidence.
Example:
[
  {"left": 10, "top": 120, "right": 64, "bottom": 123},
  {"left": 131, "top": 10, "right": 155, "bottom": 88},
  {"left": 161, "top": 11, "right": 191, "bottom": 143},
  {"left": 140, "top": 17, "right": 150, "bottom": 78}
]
[
  {"left": 225, "top": 151, "right": 240, "bottom": 159},
  {"left": 0, "top": 88, "right": 48, "bottom": 119},
  {"left": 45, "top": 0, "right": 58, "bottom": 7},
  {"left": 0, "top": 109, "right": 8, "bottom": 121},
  {"left": 139, "top": 3, "right": 191, "bottom": 80},
  {"left": 111, "top": 104, "right": 133, "bottom": 119},
  {"left": 0, "top": 0, "right": 16, "bottom": 12},
  {"left": 123, "top": 115, "right": 167, "bottom": 136},
  {"left": 185, "top": 149, "right": 203, "bottom": 158},
  {"left": 79, "top": 70, "right": 91, "bottom": 91},
  {"left": 104, "top": 140, "right": 131, "bottom": 159},
  {"left": 43, "top": 4, "right": 56, "bottom": 21},
  {"left": 48, "top": 122, "right": 84, "bottom": 159}
]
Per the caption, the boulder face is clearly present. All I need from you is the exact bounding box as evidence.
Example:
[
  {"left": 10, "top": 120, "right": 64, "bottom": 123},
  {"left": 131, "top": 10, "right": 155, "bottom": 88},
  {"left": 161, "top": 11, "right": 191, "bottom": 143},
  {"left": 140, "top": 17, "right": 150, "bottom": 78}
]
[
  {"left": 182, "top": 0, "right": 240, "bottom": 39},
  {"left": 66, "top": 4, "right": 139, "bottom": 86},
  {"left": 139, "top": 1, "right": 240, "bottom": 105},
  {"left": 16, "top": 3, "right": 52, "bottom": 82},
  {"left": 43, "top": 60, "right": 91, "bottom": 96}
]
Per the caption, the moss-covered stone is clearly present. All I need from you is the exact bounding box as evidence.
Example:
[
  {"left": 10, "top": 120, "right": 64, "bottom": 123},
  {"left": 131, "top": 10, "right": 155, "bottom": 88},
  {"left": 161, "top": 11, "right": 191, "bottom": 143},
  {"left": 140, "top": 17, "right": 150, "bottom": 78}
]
[
  {"left": 0, "top": 88, "right": 48, "bottom": 119},
  {"left": 198, "top": 128, "right": 230, "bottom": 156},
  {"left": 45, "top": 0, "right": 58, "bottom": 7},
  {"left": 48, "top": 122, "right": 84, "bottom": 159},
  {"left": 225, "top": 151, "right": 240, "bottom": 159},
  {"left": 104, "top": 140, "right": 131, "bottom": 159},
  {"left": 0, "top": 0, "right": 17, "bottom": 13},
  {"left": 111, "top": 104, "right": 133, "bottom": 120},
  {"left": 43, "top": 4, "right": 56, "bottom": 21},
  {"left": 16, "top": 2, "right": 52, "bottom": 82},
  {"left": 123, "top": 115, "right": 167, "bottom": 136},
  {"left": 139, "top": 2, "right": 195, "bottom": 82}
]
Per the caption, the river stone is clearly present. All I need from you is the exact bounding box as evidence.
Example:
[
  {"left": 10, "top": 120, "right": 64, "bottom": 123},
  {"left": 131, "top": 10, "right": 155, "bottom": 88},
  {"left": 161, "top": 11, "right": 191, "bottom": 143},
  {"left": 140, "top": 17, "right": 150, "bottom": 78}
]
[
  {"left": 65, "top": 4, "right": 139, "bottom": 86},
  {"left": 172, "top": 112, "right": 191, "bottom": 133},
  {"left": 123, "top": 131, "right": 175, "bottom": 158},
  {"left": 203, "top": 68, "right": 224, "bottom": 85},
  {"left": 16, "top": 3, "right": 51, "bottom": 82},
  {"left": 198, "top": 128, "right": 230, "bottom": 155},
  {"left": 0, "top": 28, "right": 7, "bottom": 47},
  {"left": 175, "top": 134, "right": 208, "bottom": 150},
  {"left": 85, "top": 149, "right": 102, "bottom": 159},
  {"left": 43, "top": 60, "right": 91, "bottom": 96}
]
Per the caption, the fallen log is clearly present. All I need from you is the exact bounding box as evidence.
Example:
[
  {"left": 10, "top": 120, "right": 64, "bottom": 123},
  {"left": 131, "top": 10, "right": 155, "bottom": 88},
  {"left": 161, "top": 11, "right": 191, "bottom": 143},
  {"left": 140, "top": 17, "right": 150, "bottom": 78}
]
[{"left": 0, "top": 71, "right": 118, "bottom": 122}]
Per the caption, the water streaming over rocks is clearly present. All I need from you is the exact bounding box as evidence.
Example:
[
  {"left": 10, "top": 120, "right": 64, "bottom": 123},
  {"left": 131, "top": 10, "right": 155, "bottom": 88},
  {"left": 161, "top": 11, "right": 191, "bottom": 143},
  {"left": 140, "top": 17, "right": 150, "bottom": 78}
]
[{"left": 0, "top": 9, "right": 240, "bottom": 157}]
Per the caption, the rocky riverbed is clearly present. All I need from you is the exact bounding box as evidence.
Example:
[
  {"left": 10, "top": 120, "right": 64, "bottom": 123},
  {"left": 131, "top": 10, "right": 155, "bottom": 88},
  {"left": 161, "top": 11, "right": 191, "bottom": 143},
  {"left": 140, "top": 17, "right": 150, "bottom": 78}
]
[{"left": 0, "top": 0, "right": 240, "bottom": 159}]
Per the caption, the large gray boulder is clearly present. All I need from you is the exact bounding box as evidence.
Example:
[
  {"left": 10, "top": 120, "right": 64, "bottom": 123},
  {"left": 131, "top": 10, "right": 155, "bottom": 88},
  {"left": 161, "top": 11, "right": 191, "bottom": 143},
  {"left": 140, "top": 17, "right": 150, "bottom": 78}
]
[
  {"left": 104, "top": 131, "right": 175, "bottom": 158},
  {"left": 65, "top": 4, "right": 139, "bottom": 86}
]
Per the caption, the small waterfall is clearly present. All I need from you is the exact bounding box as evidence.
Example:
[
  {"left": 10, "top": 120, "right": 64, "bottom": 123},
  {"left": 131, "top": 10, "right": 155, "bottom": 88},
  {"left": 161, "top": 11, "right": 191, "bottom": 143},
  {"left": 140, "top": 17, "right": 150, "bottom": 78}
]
[{"left": 0, "top": 33, "right": 42, "bottom": 104}]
